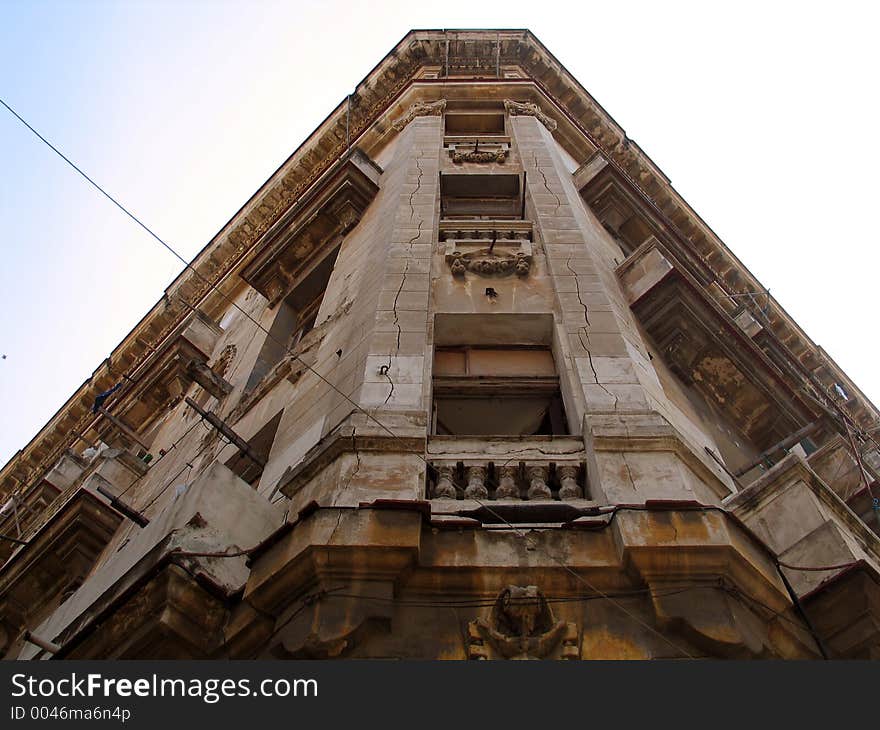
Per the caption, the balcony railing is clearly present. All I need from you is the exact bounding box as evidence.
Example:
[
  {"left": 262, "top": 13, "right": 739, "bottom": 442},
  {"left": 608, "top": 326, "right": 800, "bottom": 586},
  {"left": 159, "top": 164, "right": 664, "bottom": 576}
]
[{"left": 427, "top": 436, "right": 587, "bottom": 501}]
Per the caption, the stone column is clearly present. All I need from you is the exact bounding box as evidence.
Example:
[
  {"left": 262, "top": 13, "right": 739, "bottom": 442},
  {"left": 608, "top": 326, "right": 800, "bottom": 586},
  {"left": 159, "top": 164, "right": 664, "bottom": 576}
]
[{"left": 359, "top": 115, "right": 441, "bottom": 417}]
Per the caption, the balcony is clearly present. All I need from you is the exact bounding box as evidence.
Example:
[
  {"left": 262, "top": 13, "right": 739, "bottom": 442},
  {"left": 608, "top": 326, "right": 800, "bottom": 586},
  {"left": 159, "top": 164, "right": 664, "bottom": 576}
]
[
  {"left": 727, "top": 453, "right": 880, "bottom": 656},
  {"left": 0, "top": 482, "right": 60, "bottom": 563},
  {"left": 93, "top": 312, "right": 225, "bottom": 448},
  {"left": 616, "top": 237, "right": 815, "bottom": 453},
  {"left": 0, "top": 486, "right": 122, "bottom": 658},
  {"left": 16, "top": 462, "right": 281, "bottom": 659},
  {"left": 439, "top": 173, "right": 523, "bottom": 220},
  {"left": 241, "top": 148, "right": 382, "bottom": 306},
  {"left": 427, "top": 436, "right": 588, "bottom": 503}
]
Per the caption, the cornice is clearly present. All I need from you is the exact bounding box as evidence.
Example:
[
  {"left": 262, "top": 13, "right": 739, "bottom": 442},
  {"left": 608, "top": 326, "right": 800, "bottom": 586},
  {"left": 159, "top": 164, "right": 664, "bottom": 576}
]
[{"left": 3, "top": 29, "right": 877, "bottom": 503}]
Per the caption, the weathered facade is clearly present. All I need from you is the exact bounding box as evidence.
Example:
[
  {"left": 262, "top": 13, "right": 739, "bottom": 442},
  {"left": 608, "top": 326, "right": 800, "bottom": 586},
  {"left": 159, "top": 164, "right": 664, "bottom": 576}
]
[{"left": 2, "top": 30, "right": 880, "bottom": 660}]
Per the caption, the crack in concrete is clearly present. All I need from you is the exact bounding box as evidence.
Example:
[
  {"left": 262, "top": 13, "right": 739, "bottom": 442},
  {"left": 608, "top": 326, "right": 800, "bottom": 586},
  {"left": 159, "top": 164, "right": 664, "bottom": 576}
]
[
  {"left": 429, "top": 446, "right": 584, "bottom": 458},
  {"left": 407, "top": 217, "right": 423, "bottom": 248},
  {"left": 563, "top": 256, "right": 618, "bottom": 412},
  {"left": 533, "top": 150, "right": 561, "bottom": 213},
  {"left": 586, "top": 347, "right": 619, "bottom": 411},
  {"left": 381, "top": 361, "right": 396, "bottom": 407},
  {"left": 565, "top": 258, "right": 591, "bottom": 327},
  {"left": 341, "top": 429, "right": 363, "bottom": 493},
  {"left": 323, "top": 508, "right": 347, "bottom": 578},
  {"left": 388, "top": 149, "right": 426, "bottom": 380},
  {"left": 621, "top": 453, "right": 637, "bottom": 492},
  {"left": 389, "top": 258, "right": 409, "bottom": 358},
  {"left": 383, "top": 149, "right": 429, "bottom": 406},
  {"left": 408, "top": 150, "right": 424, "bottom": 223}
]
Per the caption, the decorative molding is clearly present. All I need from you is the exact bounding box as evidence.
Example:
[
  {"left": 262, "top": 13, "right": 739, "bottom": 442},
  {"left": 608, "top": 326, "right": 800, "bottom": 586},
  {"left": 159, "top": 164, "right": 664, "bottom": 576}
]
[
  {"left": 503, "top": 98, "right": 557, "bottom": 131},
  {"left": 391, "top": 99, "right": 447, "bottom": 131},
  {"left": 452, "top": 148, "right": 507, "bottom": 164},
  {"left": 445, "top": 240, "right": 532, "bottom": 279}
]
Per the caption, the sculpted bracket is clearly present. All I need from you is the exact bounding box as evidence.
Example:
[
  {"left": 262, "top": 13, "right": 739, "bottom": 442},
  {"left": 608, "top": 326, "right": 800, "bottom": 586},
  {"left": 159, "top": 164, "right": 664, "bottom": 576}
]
[
  {"left": 392, "top": 99, "right": 447, "bottom": 131},
  {"left": 503, "top": 99, "right": 558, "bottom": 131}
]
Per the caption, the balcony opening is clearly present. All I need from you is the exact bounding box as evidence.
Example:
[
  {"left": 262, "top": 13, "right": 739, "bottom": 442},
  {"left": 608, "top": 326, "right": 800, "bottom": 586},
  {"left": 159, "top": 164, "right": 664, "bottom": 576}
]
[
  {"left": 225, "top": 410, "right": 283, "bottom": 487},
  {"left": 444, "top": 112, "right": 506, "bottom": 136},
  {"left": 440, "top": 173, "right": 522, "bottom": 220},
  {"left": 432, "top": 346, "right": 568, "bottom": 436},
  {"left": 245, "top": 246, "right": 338, "bottom": 392}
]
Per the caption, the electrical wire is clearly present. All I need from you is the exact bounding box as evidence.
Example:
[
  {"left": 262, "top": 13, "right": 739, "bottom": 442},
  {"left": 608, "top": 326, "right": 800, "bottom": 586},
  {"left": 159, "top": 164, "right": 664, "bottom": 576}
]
[
  {"left": 0, "top": 95, "right": 408, "bottom": 458},
  {"left": 137, "top": 422, "right": 229, "bottom": 515},
  {"left": 116, "top": 414, "right": 205, "bottom": 499},
  {"left": 312, "top": 584, "right": 710, "bottom": 609}
]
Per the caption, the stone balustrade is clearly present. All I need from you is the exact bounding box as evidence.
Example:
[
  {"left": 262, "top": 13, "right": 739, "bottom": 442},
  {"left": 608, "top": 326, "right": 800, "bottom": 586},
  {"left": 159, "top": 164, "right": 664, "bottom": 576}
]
[{"left": 429, "top": 459, "right": 586, "bottom": 501}]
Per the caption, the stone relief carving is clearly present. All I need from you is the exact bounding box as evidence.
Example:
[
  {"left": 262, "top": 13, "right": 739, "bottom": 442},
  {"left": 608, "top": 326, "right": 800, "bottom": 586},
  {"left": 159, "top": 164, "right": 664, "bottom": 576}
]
[
  {"left": 452, "top": 148, "right": 508, "bottom": 164},
  {"left": 391, "top": 99, "right": 447, "bottom": 131},
  {"left": 503, "top": 99, "right": 558, "bottom": 131},
  {"left": 447, "top": 249, "right": 532, "bottom": 279},
  {"left": 468, "top": 585, "right": 579, "bottom": 660}
]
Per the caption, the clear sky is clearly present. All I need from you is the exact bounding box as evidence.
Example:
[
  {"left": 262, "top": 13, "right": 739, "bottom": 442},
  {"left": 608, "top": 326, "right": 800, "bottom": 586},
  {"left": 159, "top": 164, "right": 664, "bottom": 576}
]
[{"left": 1, "top": 0, "right": 878, "bottom": 467}]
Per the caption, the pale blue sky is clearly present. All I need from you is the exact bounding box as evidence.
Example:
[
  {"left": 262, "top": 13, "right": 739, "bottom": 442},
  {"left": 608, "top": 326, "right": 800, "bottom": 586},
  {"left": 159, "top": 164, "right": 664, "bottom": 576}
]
[{"left": 1, "top": 0, "right": 878, "bottom": 466}]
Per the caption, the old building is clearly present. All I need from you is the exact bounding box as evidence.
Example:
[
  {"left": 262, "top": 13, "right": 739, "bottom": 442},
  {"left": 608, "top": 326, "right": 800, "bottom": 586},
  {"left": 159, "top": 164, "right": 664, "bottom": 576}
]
[{"left": 2, "top": 29, "right": 880, "bottom": 660}]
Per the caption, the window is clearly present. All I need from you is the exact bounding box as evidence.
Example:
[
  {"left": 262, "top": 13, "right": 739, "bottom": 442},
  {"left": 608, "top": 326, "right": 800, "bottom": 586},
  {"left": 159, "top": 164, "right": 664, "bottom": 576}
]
[
  {"left": 440, "top": 174, "right": 523, "bottom": 220},
  {"left": 432, "top": 346, "right": 568, "bottom": 436},
  {"left": 245, "top": 246, "right": 338, "bottom": 392}
]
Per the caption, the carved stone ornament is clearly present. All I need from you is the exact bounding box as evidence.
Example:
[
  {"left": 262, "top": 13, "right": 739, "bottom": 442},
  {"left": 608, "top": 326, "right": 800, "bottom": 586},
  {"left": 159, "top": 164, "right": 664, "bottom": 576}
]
[
  {"left": 391, "top": 99, "right": 447, "bottom": 131},
  {"left": 446, "top": 240, "right": 533, "bottom": 279},
  {"left": 468, "top": 585, "right": 579, "bottom": 660},
  {"left": 452, "top": 148, "right": 508, "bottom": 164},
  {"left": 450, "top": 251, "right": 531, "bottom": 278},
  {"left": 503, "top": 99, "right": 558, "bottom": 131}
]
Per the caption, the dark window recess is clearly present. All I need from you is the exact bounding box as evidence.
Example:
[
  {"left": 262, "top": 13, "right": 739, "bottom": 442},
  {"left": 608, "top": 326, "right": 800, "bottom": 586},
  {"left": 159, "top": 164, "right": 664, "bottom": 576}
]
[
  {"left": 245, "top": 246, "right": 338, "bottom": 392},
  {"left": 440, "top": 174, "right": 522, "bottom": 220},
  {"left": 225, "top": 410, "right": 283, "bottom": 487},
  {"left": 445, "top": 112, "right": 506, "bottom": 136},
  {"left": 432, "top": 346, "right": 568, "bottom": 436}
]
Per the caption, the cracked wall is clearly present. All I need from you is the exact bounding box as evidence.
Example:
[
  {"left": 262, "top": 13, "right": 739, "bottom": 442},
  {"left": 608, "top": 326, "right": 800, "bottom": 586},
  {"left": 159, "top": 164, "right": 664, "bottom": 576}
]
[{"left": 509, "top": 114, "right": 735, "bottom": 503}]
